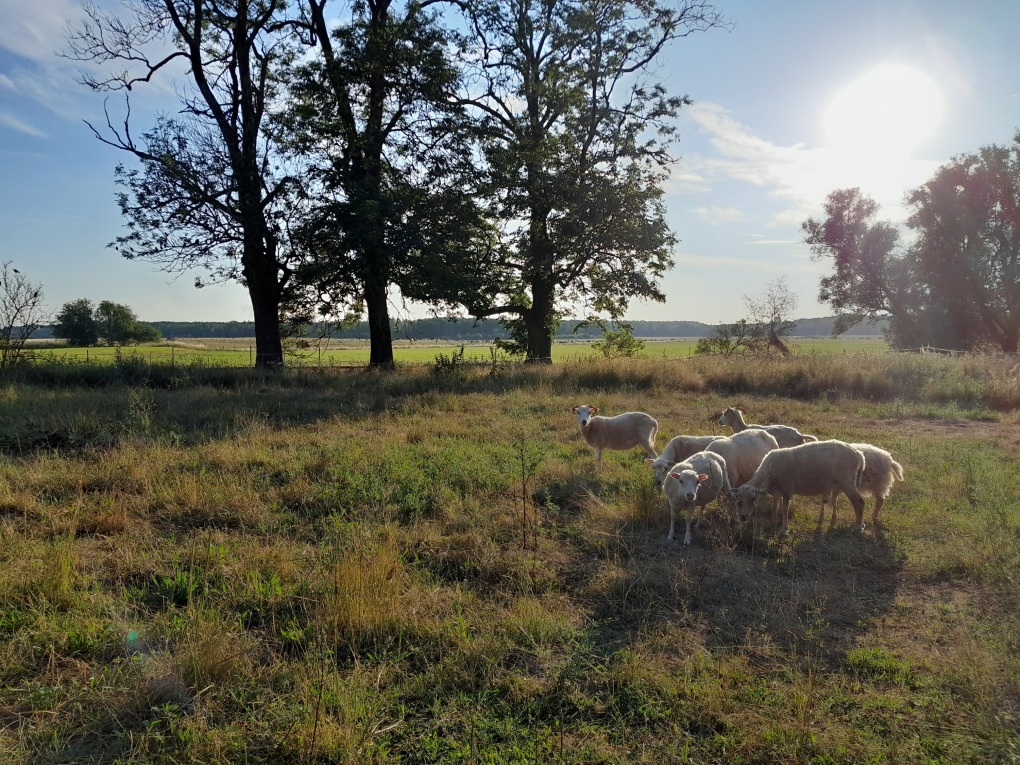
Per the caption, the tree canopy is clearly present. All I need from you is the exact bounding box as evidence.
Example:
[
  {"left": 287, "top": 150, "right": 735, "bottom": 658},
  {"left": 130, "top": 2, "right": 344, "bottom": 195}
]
[{"left": 805, "top": 133, "right": 1020, "bottom": 353}]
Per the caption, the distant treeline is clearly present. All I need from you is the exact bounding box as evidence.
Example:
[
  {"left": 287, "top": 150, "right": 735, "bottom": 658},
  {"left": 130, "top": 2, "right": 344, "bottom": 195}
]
[
  {"left": 31, "top": 316, "right": 886, "bottom": 341},
  {"left": 136, "top": 316, "right": 887, "bottom": 340}
]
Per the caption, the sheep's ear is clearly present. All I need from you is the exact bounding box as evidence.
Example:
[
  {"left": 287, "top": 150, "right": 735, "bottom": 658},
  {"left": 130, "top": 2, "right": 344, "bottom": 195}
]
[
  {"left": 698, "top": 473, "right": 709, "bottom": 482},
  {"left": 644, "top": 458, "right": 655, "bottom": 465},
  {"left": 667, "top": 472, "right": 682, "bottom": 480},
  {"left": 571, "top": 405, "right": 579, "bottom": 413},
  {"left": 736, "top": 405, "right": 745, "bottom": 412},
  {"left": 590, "top": 406, "right": 599, "bottom": 414}
]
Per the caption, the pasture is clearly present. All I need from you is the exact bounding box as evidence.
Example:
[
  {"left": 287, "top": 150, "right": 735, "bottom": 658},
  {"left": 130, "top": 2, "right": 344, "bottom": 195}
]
[
  {"left": 30, "top": 335, "right": 889, "bottom": 367},
  {"left": 0, "top": 353, "right": 1017, "bottom": 763}
]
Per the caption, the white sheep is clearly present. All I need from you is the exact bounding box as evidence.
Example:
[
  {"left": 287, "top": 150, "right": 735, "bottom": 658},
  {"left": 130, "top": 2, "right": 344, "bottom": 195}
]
[
  {"left": 818, "top": 443, "right": 904, "bottom": 528},
  {"left": 659, "top": 450, "right": 731, "bottom": 544},
  {"left": 571, "top": 405, "right": 658, "bottom": 467},
  {"left": 705, "top": 428, "right": 779, "bottom": 487},
  {"left": 646, "top": 434, "right": 720, "bottom": 484},
  {"left": 727, "top": 440, "right": 866, "bottom": 536},
  {"left": 718, "top": 406, "right": 818, "bottom": 448}
]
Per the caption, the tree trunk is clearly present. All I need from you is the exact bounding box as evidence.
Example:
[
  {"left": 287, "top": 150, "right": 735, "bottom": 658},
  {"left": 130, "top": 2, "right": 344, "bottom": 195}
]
[
  {"left": 524, "top": 276, "right": 555, "bottom": 363},
  {"left": 365, "top": 273, "right": 394, "bottom": 367},
  {"left": 243, "top": 231, "right": 284, "bottom": 369}
]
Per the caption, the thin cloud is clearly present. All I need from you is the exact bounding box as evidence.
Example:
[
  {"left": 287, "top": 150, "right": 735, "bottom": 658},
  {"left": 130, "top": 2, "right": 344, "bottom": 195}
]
[
  {"left": 681, "top": 102, "right": 941, "bottom": 224},
  {"left": 0, "top": 113, "right": 47, "bottom": 137},
  {"left": 693, "top": 205, "right": 745, "bottom": 224},
  {"left": 749, "top": 238, "right": 798, "bottom": 245}
]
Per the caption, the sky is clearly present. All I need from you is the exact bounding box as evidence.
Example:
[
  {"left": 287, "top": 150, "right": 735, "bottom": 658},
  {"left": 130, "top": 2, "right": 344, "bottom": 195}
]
[{"left": 2, "top": 0, "right": 1019, "bottom": 325}]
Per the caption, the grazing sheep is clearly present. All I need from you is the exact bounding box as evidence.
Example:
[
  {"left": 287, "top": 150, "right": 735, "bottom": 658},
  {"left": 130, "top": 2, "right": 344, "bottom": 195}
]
[
  {"left": 818, "top": 443, "right": 904, "bottom": 528},
  {"left": 571, "top": 405, "right": 657, "bottom": 467},
  {"left": 658, "top": 450, "right": 731, "bottom": 544},
  {"left": 727, "top": 440, "right": 866, "bottom": 535},
  {"left": 718, "top": 406, "right": 818, "bottom": 448},
  {"left": 647, "top": 434, "right": 720, "bottom": 484},
  {"left": 705, "top": 429, "right": 779, "bottom": 487}
]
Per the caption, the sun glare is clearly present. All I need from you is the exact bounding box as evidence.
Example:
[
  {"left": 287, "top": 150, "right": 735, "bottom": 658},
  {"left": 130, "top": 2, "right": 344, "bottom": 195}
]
[{"left": 824, "top": 64, "right": 945, "bottom": 158}]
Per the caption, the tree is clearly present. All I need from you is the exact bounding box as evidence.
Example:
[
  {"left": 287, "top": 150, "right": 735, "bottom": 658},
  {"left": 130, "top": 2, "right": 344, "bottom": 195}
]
[
  {"left": 437, "top": 0, "right": 726, "bottom": 362},
  {"left": 0, "top": 263, "right": 48, "bottom": 367},
  {"left": 95, "top": 301, "right": 162, "bottom": 345},
  {"left": 287, "top": 0, "right": 483, "bottom": 366},
  {"left": 743, "top": 276, "right": 798, "bottom": 356},
  {"left": 695, "top": 319, "right": 752, "bottom": 356},
  {"left": 903, "top": 136, "right": 1020, "bottom": 353},
  {"left": 66, "top": 0, "right": 306, "bottom": 368},
  {"left": 54, "top": 299, "right": 100, "bottom": 347},
  {"left": 802, "top": 188, "right": 922, "bottom": 347}
]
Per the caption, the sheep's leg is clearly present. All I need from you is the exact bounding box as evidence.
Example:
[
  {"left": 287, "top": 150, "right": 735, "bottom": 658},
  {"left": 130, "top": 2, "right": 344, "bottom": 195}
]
[
  {"left": 683, "top": 501, "right": 693, "bottom": 545},
  {"left": 846, "top": 489, "right": 866, "bottom": 531},
  {"left": 871, "top": 495, "right": 885, "bottom": 525},
  {"left": 667, "top": 501, "right": 676, "bottom": 541},
  {"left": 596, "top": 449, "right": 603, "bottom": 469},
  {"left": 643, "top": 442, "right": 658, "bottom": 459},
  {"left": 779, "top": 495, "right": 791, "bottom": 536},
  {"left": 816, "top": 496, "right": 827, "bottom": 528}
]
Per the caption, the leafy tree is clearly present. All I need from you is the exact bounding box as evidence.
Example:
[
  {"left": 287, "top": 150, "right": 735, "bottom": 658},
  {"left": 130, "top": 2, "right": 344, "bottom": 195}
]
[
  {"left": 695, "top": 319, "right": 752, "bottom": 356},
  {"left": 588, "top": 320, "right": 645, "bottom": 358},
  {"left": 54, "top": 299, "right": 100, "bottom": 347},
  {"left": 802, "top": 188, "right": 921, "bottom": 346},
  {"left": 95, "top": 301, "right": 161, "bottom": 345},
  {"left": 287, "top": 0, "right": 484, "bottom": 366},
  {"left": 0, "top": 263, "right": 48, "bottom": 367},
  {"left": 903, "top": 137, "right": 1020, "bottom": 352},
  {"left": 66, "top": 0, "right": 307, "bottom": 368},
  {"left": 436, "top": 0, "right": 726, "bottom": 362},
  {"left": 806, "top": 133, "right": 1020, "bottom": 353}
]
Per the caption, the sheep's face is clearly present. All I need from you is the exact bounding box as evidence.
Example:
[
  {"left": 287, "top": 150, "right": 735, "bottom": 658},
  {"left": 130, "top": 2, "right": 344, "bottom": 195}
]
[
  {"left": 719, "top": 407, "right": 741, "bottom": 428},
  {"left": 667, "top": 469, "right": 708, "bottom": 502},
  {"left": 571, "top": 404, "right": 598, "bottom": 427},
  {"left": 646, "top": 457, "right": 671, "bottom": 486},
  {"left": 728, "top": 485, "right": 766, "bottom": 522}
]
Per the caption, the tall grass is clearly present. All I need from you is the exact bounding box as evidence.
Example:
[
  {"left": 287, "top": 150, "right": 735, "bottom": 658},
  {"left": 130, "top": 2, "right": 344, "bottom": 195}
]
[{"left": 0, "top": 352, "right": 1017, "bottom": 763}]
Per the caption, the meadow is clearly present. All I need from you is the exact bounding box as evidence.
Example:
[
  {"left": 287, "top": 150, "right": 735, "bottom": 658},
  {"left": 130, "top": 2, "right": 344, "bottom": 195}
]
[
  {"left": 29, "top": 335, "right": 889, "bottom": 367},
  {"left": 0, "top": 351, "right": 1018, "bottom": 763}
]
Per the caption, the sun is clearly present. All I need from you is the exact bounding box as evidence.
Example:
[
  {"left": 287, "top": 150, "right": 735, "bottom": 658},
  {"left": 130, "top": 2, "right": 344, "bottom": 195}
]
[{"left": 824, "top": 64, "right": 945, "bottom": 158}]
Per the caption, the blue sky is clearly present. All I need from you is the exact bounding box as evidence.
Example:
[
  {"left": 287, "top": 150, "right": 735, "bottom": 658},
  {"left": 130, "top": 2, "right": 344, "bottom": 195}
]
[{"left": 2, "top": 0, "right": 1019, "bottom": 324}]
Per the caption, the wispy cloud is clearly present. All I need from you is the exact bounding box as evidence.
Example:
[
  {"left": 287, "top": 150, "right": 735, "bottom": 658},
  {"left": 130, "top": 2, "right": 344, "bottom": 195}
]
[
  {"left": 749, "top": 238, "right": 798, "bottom": 245},
  {"left": 681, "top": 102, "right": 941, "bottom": 224},
  {"left": 0, "top": 112, "right": 47, "bottom": 137},
  {"left": 693, "top": 205, "right": 745, "bottom": 224}
]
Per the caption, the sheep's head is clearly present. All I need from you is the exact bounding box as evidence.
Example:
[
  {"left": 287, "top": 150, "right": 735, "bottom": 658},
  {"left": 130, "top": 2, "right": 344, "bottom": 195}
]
[
  {"left": 727, "top": 485, "right": 768, "bottom": 523},
  {"left": 646, "top": 457, "right": 672, "bottom": 486},
  {"left": 718, "top": 406, "right": 743, "bottom": 428},
  {"left": 571, "top": 404, "right": 598, "bottom": 427},
  {"left": 667, "top": 469, "right": 709, "bottom": 502}
]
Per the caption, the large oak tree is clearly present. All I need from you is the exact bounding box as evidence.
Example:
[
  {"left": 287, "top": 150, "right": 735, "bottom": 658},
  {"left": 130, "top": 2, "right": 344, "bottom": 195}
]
[
  {"left": 66, "top": 0, "right": 305, "bottom": 368},
  {"left": 433, "top": 0, "right": 726, "bottom": 361}
]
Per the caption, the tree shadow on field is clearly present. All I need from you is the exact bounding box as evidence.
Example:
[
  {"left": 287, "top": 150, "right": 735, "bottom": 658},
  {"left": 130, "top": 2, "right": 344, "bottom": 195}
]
[{"left": 582, "top": 509, "right": 903, "bottom": 668}]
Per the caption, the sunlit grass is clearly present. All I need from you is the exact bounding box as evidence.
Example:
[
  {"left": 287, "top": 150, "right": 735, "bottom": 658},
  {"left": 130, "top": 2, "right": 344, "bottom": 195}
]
[{"left": 0, "top": 353, "right": 1017, "bottom": 762}]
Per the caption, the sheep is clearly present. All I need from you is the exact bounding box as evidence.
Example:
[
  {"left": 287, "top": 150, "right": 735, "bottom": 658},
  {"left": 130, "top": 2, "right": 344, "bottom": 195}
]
[
  {"left": 704, "top": 428, "right": 779, "bottom": 487},
  {"left": 718, "top": 406, "right": 818, "bottom": 448},
  {"left": 727, "top": 440, "right": 866, "bottom": 536},
  {"left": 818, "top": 443, "right": 904, "bottom": 528},
  {"left": 571, "top": 405, "right": 657, "bottom": 467},
  {"left": 659, "top": 451, "right": 731, "bottom": 545},
  {"left": 646, "top": 434, "right": 720, "bottom": 484}
]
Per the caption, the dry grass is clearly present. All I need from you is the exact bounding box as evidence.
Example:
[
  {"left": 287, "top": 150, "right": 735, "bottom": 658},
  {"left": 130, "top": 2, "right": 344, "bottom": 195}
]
[{"left": 0, "top": 354, "right": 1017, "bottom": 763}]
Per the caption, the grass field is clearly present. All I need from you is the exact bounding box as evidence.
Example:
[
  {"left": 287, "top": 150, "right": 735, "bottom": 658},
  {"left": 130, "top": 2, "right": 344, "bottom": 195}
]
[
  {"left": 0, "top": 353, "right": 1017, "bottom": 763},
  {"left": 29, "top": 335, "right": 889, "bottom": 366}
]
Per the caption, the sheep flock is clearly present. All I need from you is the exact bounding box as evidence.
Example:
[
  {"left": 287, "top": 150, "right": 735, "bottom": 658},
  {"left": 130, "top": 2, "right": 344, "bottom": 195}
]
[{"left": 572, "top": 402, "right": 904, "bottom": 546}]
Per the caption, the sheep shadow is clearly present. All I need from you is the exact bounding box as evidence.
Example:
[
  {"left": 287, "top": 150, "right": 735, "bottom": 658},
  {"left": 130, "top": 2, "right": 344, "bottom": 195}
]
[{"left": 581, "top": 510, "right": 902, "bottom": 669}]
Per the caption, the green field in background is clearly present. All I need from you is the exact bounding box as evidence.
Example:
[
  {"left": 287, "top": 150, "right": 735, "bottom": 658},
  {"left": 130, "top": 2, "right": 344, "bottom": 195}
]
[{"left": 32, "top": 336, "right": 888, "bottom": 366}]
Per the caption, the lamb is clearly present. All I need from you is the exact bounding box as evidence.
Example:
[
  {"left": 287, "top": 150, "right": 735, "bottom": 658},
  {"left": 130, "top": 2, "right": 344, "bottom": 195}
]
[
  {"left": 571, "top": 405, "right": 658, "bottom": 467},
  {"left": 659, "top": 451, "right": 731, "bottom": 545},
  {"left": 704, "top": 428, "right": 779, "bottom": 487},
  {"left": 818, "top": 443, "right": 904, "bottom": 528},
  {"left": 727, "top": 440, "right": 866, "bottom": 536},
  {"left": 647, "top": 434, "right": 720, "bottom": 484},
  {"left": 718, "top": 406, "right": 819, "bottom": 448}
]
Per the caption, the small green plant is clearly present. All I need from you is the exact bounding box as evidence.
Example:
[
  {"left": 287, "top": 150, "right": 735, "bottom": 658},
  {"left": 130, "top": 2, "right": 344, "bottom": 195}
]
[{"left": 589, "top": 320, "right": 645, "bottom": 358}]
